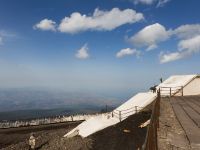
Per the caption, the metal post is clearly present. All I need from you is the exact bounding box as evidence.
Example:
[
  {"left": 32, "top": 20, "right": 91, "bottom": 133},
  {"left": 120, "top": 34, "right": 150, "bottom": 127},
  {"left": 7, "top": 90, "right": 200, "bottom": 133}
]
[
  {"left": 135, "top": 106, "right": 138, "bottom": 113},
  {"left": 71, "top": 116, "right": 73, "bottom": 121},
  {"left": 182, "top": 86, "right": 184, "bottom": 96},
  {"left": 119, "top": 111, "right": 121, "bottom": 122}
]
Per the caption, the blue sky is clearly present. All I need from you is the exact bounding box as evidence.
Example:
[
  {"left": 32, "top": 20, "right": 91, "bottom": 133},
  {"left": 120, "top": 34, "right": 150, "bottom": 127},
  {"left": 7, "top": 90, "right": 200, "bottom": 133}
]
[{"left": 0, "top": 0, "right": 200, "bottom": 97}]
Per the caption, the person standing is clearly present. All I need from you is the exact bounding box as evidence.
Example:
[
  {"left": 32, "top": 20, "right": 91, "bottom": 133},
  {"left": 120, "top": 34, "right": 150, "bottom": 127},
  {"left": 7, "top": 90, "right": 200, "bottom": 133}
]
[
  {"left": 160, "top": 78, "right": 163, "bottom": 83},
  {"left": 29, "top": 133, "right": 36, "bottom": 150}
]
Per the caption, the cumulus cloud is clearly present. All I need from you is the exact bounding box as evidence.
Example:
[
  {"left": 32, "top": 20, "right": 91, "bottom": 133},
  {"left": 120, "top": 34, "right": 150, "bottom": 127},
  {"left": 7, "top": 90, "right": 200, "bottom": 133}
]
[
  {"left": 160, "top": 35, "right": 200, "bottom": 63},
  {"left": 116, "top": 48, "right": 140, "bottom": 58},
  {"left": 129, "top": 23, "right": 169, "bottom": 51},
  {"left": 173, "top": 24, "right": 200, "bottom": 39},
  {"left": 126, "top": 23, "right": 200, "bottom": 63},
  {"left": 128, "top": 23, "right": 200, "bottom": 51},
  {"left": 159, "top": 52, "right": 182, "bottom": 63},
  {"left": 34, "top": 19, "right": 56, "bottom": 31},
  {"left": 75, "top": 44, "right": 90, "bottom": 59},
  {"left": 58, "top": 8, "right": 144, "bottom": 34}
]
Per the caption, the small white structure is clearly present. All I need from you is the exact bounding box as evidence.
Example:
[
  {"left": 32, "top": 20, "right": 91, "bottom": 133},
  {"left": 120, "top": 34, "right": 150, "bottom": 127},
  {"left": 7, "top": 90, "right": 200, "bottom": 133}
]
[{"left": 158, "top": 74, "right": 200, "bottom": 96}]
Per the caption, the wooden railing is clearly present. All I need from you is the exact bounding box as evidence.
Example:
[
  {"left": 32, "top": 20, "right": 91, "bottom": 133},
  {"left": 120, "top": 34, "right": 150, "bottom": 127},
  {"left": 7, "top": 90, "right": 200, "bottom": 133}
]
[
  {"left": 143, "top": 89, "right": 161, "bottom": 150},
  {"left": 160, "top": 86, "right": 183, "bottom": 97},
  {"left": 112, "top": 106, "right": 148, "bottom": 122}
]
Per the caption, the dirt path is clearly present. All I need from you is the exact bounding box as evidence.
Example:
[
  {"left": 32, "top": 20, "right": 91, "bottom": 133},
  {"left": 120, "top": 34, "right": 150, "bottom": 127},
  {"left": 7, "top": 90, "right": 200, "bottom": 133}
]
[
  {"left": 0, "top": 122, "right": 81, "bottom": 149},
  {"left": 1, "top": 111, "right": 151, "bottom": 150}
]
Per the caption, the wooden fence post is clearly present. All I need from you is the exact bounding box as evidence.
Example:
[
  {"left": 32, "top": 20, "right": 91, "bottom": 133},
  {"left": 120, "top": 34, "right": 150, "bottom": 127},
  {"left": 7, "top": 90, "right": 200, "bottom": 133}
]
[
  {"left": 71, "top": 116, "right": 73, "bottom": 121},
  {"left": 119, "top": 111, "right": 121, "bottom": 122},
  {"left": 170, "top": 87, "right": 172, "bottom": 96},
  {"left": 182, "top": 86, "right": 184, "bottom": 96},
  {"left": 135, "top": 106, "right": 138, "bottom": 113}
]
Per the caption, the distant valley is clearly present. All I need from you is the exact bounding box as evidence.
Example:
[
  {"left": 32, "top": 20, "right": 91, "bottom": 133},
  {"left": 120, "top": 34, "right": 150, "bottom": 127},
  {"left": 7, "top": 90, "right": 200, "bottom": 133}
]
[{"left": 0, "top": 88, "right": 124, "bottom": 121}]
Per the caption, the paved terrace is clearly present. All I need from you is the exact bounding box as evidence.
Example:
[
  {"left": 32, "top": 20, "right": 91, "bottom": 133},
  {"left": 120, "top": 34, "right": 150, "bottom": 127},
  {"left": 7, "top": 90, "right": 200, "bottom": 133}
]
[{"left": 158, "top": 96, "right": 200, "bottom": 150}]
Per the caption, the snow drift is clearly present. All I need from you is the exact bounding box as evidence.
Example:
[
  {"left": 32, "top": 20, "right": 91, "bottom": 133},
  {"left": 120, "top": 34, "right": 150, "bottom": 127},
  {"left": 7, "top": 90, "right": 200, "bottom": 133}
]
[
  {"left": 64, "top": 92, "right": 156, "bottom": 138},
  {"left": 158, "top": 75, "right": 196, "bottom": 88},
  {"left": 158, "top": 75, "right": 197, "bottom": 96}
]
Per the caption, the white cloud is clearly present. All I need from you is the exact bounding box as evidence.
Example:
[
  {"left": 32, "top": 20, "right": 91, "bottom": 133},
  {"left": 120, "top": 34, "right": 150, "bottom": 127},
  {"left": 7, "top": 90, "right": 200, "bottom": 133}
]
[
  {"left": 0, "top": 36, "right": 3, "bottom": 45},
  {"left": 34, "top": 19, "right": 56, "bottom": 31},
  {"left": 146, "top": 44, "right": 158, "bottom": 51},
  {"left": 116, "top": 48, "right": 140, "bottom": 58},
  {"left": 133, "top": 0, "right": 156, "bottom": 5},
  {"left": 129, "top": 23, "right": 169, "bottom": 50},
  {"left": 173, "top": 24, "right": 200, "bottom": 39},
  {"left": 132, "top": 0, "right": 170, "bottom": 6},
  {"left": 75, "top": 44, "right": 90, "bottom": 59},
  {"left": 128, "top": 23, "right": 200, "bottom": 52},
  {"left": 0, "top": 30, "right": 16, "bottom": 38},
  {"left": 178, "top": 35, "right": 200, "bottom": 52},
  {"left": 159, "top": 52, "right": 182, "bottom": 63},
  {"left": 58, "top": 8, "right": 144, "bottom": 34},
  {"left": 160, "top": 35, "right": 200, "bottom": 63},
  {"left": 156, "top": 0, "right": 171, "bottom": 7},
  {"left": 0, "top": 30, "right": 16, "bottom": 45}
]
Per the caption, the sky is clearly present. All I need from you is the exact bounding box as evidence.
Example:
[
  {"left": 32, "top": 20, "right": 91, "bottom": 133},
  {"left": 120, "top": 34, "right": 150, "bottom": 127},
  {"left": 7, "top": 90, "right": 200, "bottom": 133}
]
[{"left": 0, "top": 0, "right": 200, "bottom": 96}]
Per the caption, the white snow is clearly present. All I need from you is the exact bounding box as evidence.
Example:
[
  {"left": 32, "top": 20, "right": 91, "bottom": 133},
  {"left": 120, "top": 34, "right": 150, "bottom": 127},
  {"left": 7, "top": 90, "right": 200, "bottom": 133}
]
[
  {"left": 64, "top": 113, "right": 119, "bottom": 138},
  {"left": 116, "top": 92, "right": 156, "bottom": 112},
  {"left": 64, "top": 92, "right": 156, "bottom": 138},
  {"left": 158, "top": 75, "right": 197, "bottom": 96},
  {"left": 158, "top": 75, "right": 196, "bottom": 88}
]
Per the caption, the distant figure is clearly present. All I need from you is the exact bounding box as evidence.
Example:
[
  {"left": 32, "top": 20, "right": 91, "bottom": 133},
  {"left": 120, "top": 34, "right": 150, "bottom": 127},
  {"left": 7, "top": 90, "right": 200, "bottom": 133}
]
[
  {"left": 160, "top": 78, "right": 163, "bottom": 83},
  {"left": 150, "top": 85, "right": 157, "bottom": 93},
  {"left": 29, "top": 133, "right": 36, "bottom": 150}
]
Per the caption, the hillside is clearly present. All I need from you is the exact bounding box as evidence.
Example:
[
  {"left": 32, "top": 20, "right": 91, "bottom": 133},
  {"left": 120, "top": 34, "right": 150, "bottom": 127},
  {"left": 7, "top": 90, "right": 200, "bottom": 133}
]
[{"left": 0, "top": 111, "right": 150, "bottom": 150}]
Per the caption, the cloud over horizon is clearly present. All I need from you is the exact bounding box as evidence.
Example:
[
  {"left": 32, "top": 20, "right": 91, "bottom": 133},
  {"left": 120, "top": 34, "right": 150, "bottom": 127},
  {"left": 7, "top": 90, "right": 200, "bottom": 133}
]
[
  {"left": 0, "top": 36, "right": 3, "bottom": 45},
  {"left": 159, "top": 24, "right": 200, "bottom": 63},
  {"left": 75, "top": 44, "right": 90, "bottom": 59},
  {"left": 34, "top": 8, "right": 144, "bottom": 34},
  {"left": 34, "top": 19, "right": 57, "bottom": 31},
  {"left": 132, "top": 0, "right": 171, "bottom": 7},
  {"left": 129, "top": 23, "right": 169, "bottom": 51},
  {"left": 0, "top": 30, "right": 17, "bottom": 45},
  {"left": 156, "top": 0, "right": 171, "bottom": 7},
  {"left": 173, "top": 24, "right": 200, "bottom": 39},
  {"left": 32, "top": 8, "right": 200, "bottom": 64},
  {"left": 58, "top": 8, "right": 144, "bottom": 34},
  {"left": 160, "top": 35, "right": 200, "bottom": 63},
  {"left": 116, "top": 48, "right": 140, "bottom": 58},
  {"left": 128, "top": 23, "right": 200, "bottom": 63}
]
